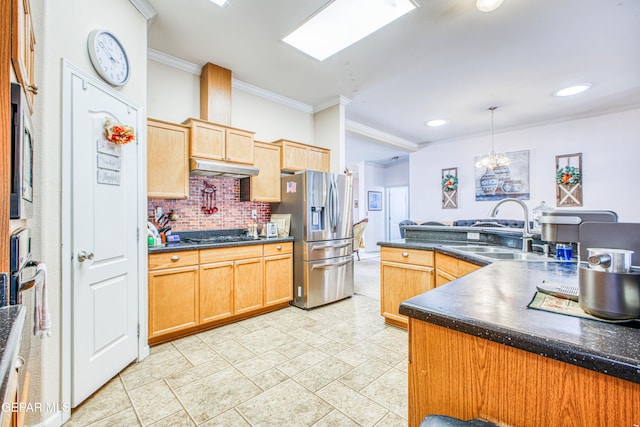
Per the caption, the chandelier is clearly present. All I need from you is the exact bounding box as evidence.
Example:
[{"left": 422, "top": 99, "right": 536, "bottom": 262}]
[{"left": 475, "top": 106, "right": 511, "bottom": 169}]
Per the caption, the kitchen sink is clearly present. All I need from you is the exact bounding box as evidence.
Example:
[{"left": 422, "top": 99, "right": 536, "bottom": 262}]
[
  {"left": 446, "top": 245, "right": 551, "bottom": 261},
  {"left": 447, "top": 245, "right": 513, "bottom": 253}
]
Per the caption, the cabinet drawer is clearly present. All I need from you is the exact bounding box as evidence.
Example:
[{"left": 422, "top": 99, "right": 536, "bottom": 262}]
[
  {"left": 149, "top": 250, "right": 199, "bottom": 270},
  {"left": 200, "top": 245, "right": 263, "bottom": 264},
  {"left": 381, "top": 247, "right": 434, "bottom": 266},
  {"left": 264, "top": 242, "right": 293, "bottom": 257}
]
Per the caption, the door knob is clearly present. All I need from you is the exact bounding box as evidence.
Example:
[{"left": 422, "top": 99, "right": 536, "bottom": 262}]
[{"left": 78, "top": 251, "right": 94, "bottom": 262}]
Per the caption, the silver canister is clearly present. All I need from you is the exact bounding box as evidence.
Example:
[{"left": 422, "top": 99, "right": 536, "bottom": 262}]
[
  {"left": 586, "top": 248, "right": 634, "bottom": 273},
  {"left": 578, "top": 264, "right": 640, "bottom": 320}
]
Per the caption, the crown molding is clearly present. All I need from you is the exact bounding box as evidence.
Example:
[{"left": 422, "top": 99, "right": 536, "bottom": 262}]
[
  {"left": 129, "top": 0, "right": 157, "bottom": 23},
  {"left": 346, "top": 119, "right": 419, "bottom": 151},
  {"left": 314, "top": 95, "right": 352, "bottom": 113},
  {"left": 147, "top": 49, "right": 201, "bottom": 75}
]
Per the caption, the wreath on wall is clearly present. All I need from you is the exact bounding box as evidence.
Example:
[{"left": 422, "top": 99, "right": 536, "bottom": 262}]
[
  {"left": 556, "top": 165, "right": 581, "bottom": 185},
  {"left": 104, "top": 118, "right": 136, "bottom": 145},
  {"left": 442, "top": 174, "right": 458, "bottom": 191}
]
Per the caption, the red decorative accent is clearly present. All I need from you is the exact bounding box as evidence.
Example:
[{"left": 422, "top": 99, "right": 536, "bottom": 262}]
[{"left": 104, "top": 118, "right": 135, "bottom": 145}]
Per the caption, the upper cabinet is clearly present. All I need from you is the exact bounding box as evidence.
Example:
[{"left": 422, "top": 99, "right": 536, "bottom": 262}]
[
  {"left": 147, "top": 118, "right": 190, "bottom": 199},
  {"left": 11, "top": 0, "right": 37, "bottom": 112},
  {"left": 240, "top": 142, "right": 281, "bottom": 202},
  {"left": 272, "top": 139, "right": 330, "bottom": 173},
  {"left": 183, "top": 118, "right": 255, "bottom": 165}
]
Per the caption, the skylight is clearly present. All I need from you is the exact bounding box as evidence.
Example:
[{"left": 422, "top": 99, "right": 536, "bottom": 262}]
[
  {"left": 283, "top": 0, "right": 418, "bottom": 61},
  {"left": 209, "top": 0, "right": 228, "bottom": 7}
]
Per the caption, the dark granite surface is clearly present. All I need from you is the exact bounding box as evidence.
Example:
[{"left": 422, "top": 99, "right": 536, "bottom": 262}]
[
  {"left": 148, "top": 236, "right": 295, "bottom": 254},
  {"left": 398, "top": 260, "right": 640, "bottom": 384},
  {"left": 0, "top": 305, "right": 26, "bottom": 416}
]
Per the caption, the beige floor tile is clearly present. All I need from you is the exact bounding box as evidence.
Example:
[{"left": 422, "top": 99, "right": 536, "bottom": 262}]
[
  {"left": 287, "top": 326, "right": 332, "bottom": 347},
  {"left": 86, "top": 407, "right": 140, "bottom": 427},
  {"left": 339, "top": 359, "right": 393, "bottom": 392},
  {"left": 375, "top": 412, "right": 408, "bottom": 427},
  {"left": 361, "top": 368, "right": 408, "bottom": 419},
  {"left": 276, "top": 349, "right": 329, "bottom": 377},
  {"left": 235, "top": 326, "right": 294, "bottom": 353},
  {"left": 174, "top": 367, "right": 261, "bottom": 424},
  {"left": 312, "top": 409, "right": 360, "bottom": 427},
  {"left": 121, "top": 353, "right": 192, "bottom": 391},
  {"left": 293, "top": 357, "right": 354, "bottom": 392},
  {"left": 251, "top": 368, "right": 290, "bottom": 391},
  {"left": 315, "top": 339, "right": 353, "bottom": 356},
  {"left": 333, "top": 345, "right": 373, "bottom": 367},
  {"left": 395, "top": 360, "right": 408, "bottom": 373},
  {"left": 172, "top": 336, "right": 223, "bottom": 366},
  {"left": 128, "top": 380, "right": 184, "bottom": 425},
  {"left": 121, "top": 343, "right": 184, "bottom": 374},
  {"left": 208, "top": 339, "right": 256, "bottom": 364},
  {"left": 236, "top": 379, "right": 332, "bottom": 427},
  {"left": 235, "top": 349, "right": 290, "bottom": 378},
  {"left": 197, "top": 323, "right": 251, "bottom": 346},
  {"left": 236, "top": 314, "right": 274, "bottom": 332},
  {"left": 275, "top": 338, "right": 314, "bottom": 358},
  {"left": 199, "top": 409, "right": 250, "bottom": 427},
  {"left": 316, "top": 381, "right": 389, "bottom": 426},
  {"left": 164, "top": 356, "right": 231, "bottom": 389},
  {"left": 64, "top": 377, "right": 132, "bottom": 427},
  {"left": 147, "top": 410, "right": 196, "bottom": 427},
  {"left": 351, "top": 342, "right": 406, "bottom": 367}
]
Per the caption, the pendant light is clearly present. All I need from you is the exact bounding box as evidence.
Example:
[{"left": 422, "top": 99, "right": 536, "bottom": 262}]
[{"left": 475, "top": 106, "right": 511, "bottom": 169}]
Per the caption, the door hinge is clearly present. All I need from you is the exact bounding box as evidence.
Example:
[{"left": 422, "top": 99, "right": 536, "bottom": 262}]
[
  {"left": 136, "top": 226, "right": 140, "bottom": 241},
  {"left": 137, "top": 324, "right": 140, "bottom": 337}
]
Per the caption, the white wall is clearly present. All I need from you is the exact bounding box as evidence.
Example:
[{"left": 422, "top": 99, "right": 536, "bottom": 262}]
[
  {"left": 410, "top": 108, "right": 640, "bottom": 223},
  {"left": 384, "top": 159, "right": 410, "bottom": 188},
  {"left": 314, "top": 104, "right": 345, "bottom": 173},
  {"left": 31, "top": 1, "right": 148, "bottom": 424},
  {"left": 147, "top": 60, "right": 315, "bottom": 145},
  {"left": 358, "top": 162, "right": 386, "bottom": 253}
]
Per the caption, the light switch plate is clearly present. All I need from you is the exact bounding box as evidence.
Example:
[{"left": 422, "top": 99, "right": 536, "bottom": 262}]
[{"left": 467, "top": 232, "right": 480, "bottom": 240}]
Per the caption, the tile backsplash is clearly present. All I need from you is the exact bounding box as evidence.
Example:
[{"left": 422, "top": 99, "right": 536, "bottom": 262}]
[{"left": 147, "top": 175, "right": 271, "bottom": 231}]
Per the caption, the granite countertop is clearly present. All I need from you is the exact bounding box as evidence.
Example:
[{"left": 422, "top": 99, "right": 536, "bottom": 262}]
[
  {"left": 148, "top": 236, "right": 295, "bottom": 254},
  {"left": 0, "top": 305, "right": 26, "bottom": 421},
  {"left": 399, "top": 260, "right": 640, "bottom": 384}
]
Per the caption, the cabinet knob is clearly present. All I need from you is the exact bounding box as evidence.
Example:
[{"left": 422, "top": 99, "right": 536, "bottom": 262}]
[
  {"left": 276, "top": 245, "right": 282, "bottom": 250},
  {"left": 28, "top": 83, "right": 38, "bottom": 94},
  {"left": 402, "top": 252, "right": 409, "bottom": 257},
  {"left": 170, "top": 255, "right": 180, "bottom": 261}
]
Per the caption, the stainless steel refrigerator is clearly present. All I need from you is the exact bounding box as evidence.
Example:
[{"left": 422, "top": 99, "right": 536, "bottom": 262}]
[{"left": 273, "top": 171, "right": 354, "bottom": 309}]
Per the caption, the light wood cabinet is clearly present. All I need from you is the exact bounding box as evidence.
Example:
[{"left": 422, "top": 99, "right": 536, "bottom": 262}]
[
  {"left": 11, "top": 0, "right": 37, "bottom": 112},
  {"left": 434, "top": 253, "right": 481, "bottom": 287},
  {"left": 264, "top": 242, "right": 293, "bottom": 306},
  {"left": 199, "top": 261, "right": 234, "bottom": 324},
  {"left": 272, "top": 139, "right": 330, "bottom": 172},
  {"left": 234, "top": 258, "right": 264, "bottom": 314},
  {"left": 148, "top": 251, "right": 200, "bottom": 339},
  {"left": 184, "top": 118, "right": 255, "bottom": 165},
  {"left": 239, "top": 142, "right": 281, "bottom": 202},
  {"left": 380, "top": 247, "right": 434, "bottom": 328},
  {"left": 147, "top": 119, "right": 190, "bottom": 199}
]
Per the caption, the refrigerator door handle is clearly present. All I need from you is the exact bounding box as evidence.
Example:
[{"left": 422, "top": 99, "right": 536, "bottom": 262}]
[
  {"left": 311, "top": 259, "right": 352, "bottom": 270},
  {"left": 311, "top": 242, "right": 352, "bottom": 251}
]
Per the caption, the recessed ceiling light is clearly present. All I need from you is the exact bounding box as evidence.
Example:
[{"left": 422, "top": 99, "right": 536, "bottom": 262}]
[
  {"left": 283, "top": 0, "right": 418, "bottom": 61},
  {"left": 209, "top": 0, "right": 228, "bottom": 6},
  {"left": 476, "top": 0, "right": 504, "bottom": 12},
  {"left": 425, "top": 119, "right": 449, "bottom": 127},
  {"left": 553, "top": 84, "right": 592, "bottom": 97}
]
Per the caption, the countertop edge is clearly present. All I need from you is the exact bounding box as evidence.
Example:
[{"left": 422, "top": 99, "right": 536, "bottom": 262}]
[
  {"left": 148, "top": 236, "right": 295, "bottom": 254},
  {"left": 0, "top": 305, "right": 26, "bottom": 424}
]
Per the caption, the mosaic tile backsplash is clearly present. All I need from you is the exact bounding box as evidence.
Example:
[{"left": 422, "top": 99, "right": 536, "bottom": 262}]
[{"left": 147, "top": 175, "right": 271, "bottom": 231}]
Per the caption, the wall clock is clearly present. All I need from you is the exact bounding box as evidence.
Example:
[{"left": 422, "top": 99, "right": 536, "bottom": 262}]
[{"left": 87, "top": 30, "right": 130, "bottom": 87}]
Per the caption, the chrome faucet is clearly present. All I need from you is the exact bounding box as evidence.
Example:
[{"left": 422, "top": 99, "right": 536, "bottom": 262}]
[{"left": 488, "top": 198, "right": 532, "bottom": 251}]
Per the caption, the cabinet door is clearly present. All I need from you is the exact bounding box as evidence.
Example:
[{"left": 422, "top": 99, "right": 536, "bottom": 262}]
[
  {"left": 11, "top": 0, "right": 37, "bottom": 112},
  {"left": 264, "top": 253, "right": 293, "bottom": 306},
  {"left": 200, "top": 261, "right": 234, "bottom": 324},
  {"left": 234, "top": 258, "right": 264, "bottom": 314},
  {"left": 147, "top": 119, "right": 190, "bottom": 199},
  {"left": 435, "top": 269, "right": 456, "bottom": 287},
  {"left": 249, "top": 142, "right": 281, "bottom": 202},
  {"left": 380, "top": 261, "right": 434, "bottom": 327},
  {"left": 308, "top": 147, "right": 330, "bottom": 172},
  {"left": 281, "top": 142, "right": 308, "bottom": 172},
  {"left": 190, "top": 120, "right": 225, "bottom": 160},
  {"left": 148, "top": 266, "right": 199, "bottom": 338},
  {"left": 225, "top": 128, "right": 254, "bottom": 164}
]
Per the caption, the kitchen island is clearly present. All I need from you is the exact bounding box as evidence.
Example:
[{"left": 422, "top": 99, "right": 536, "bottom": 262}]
[{"left": 399, "top": 260, "right": 640, "bottom": 427}]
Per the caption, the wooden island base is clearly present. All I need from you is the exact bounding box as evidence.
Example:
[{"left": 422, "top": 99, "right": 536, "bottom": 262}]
[{"left": 408, "top": 318, "right": 640, "bottom": 427}]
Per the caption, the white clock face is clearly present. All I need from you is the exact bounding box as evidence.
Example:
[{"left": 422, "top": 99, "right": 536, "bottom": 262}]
[{"left": 88, "top": 30, "right": 130, "bottom": 86}]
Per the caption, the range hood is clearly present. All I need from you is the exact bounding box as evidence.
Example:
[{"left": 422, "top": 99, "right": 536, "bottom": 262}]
[{"left": 190, "top": 158, "right": 259, "bottom": 178}]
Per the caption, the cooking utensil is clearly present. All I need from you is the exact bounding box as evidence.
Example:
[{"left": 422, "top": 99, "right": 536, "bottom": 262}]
[
  {"left": 586, "top": 248, "right": 633, "bottom": 273},
  {"left": 578, "top": 264, "right": 640, "bottom": 320}
]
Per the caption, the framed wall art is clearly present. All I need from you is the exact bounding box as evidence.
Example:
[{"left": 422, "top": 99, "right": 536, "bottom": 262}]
[
  {"left": 474, "top": 149, "right": 530, "bottom": 201},
  {"left": 368, "top": 191, "right": 382, "bottom": 211},
  {"left": 441, "top": 167, "right": 458, "bottom": 209},
  {"left": 556, "top": 153, "right": 582, "bottom": 206}
]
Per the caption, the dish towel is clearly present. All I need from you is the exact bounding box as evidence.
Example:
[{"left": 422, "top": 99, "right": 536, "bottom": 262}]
[{"left": 34, "top": 263, "right": 52, "bottom": 338}]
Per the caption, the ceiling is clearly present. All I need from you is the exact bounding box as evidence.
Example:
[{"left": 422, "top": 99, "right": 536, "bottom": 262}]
[{"left": 146, "top": 0, "right": 640, "bottom": 168}]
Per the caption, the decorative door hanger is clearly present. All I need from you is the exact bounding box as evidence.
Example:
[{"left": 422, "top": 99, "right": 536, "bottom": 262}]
[
  {"left": 556, "top": 153, "right": 583, "bottom": 207},
  {"left": 441, "top": 167, "right": 458, "bottom": 209}
]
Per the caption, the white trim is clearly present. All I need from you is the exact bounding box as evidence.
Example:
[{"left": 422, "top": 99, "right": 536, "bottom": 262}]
[
  {"left": 26, "top": 412, "right": 64, "bottom": 427},
  {"left": 61, "top": 60, "right": 149, "bottom": 412},
  {"left": 147, "top": 48, "right": 201, "bottom": 75},
  {"left": 346, "top": 119, "right": 419, "bottom": 152},
  {"left": 232, "top": 79, "right": 314, "bottom": 113},
  {"left": 129, "top": 0, "right": 157, "bottom": 23},
  {"left": 147, "top": 48, "right": 314, "bottom": 113},
  {"left": 314, "top": 95, "right": 352, "bottom": 113}
]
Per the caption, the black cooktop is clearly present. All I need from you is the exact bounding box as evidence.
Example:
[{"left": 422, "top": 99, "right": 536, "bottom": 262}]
[{"left": 184, "top": 235, "right": 258, "bottom": 244}]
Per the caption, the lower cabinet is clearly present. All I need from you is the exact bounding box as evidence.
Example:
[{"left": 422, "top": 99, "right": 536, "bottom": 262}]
[
  {"left": 148, "top": 243, "right": 292, "bottom": 344},
  {"left": 435, "top": 252, "right": 481, "bottom": 286},
  {"left": 380, "top": 247, "right": 435, "bottom": 328}
]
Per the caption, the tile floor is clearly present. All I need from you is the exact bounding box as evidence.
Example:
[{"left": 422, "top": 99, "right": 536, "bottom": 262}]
[{"left": 65, "top": 277, "right": 409, "bottom": 426}]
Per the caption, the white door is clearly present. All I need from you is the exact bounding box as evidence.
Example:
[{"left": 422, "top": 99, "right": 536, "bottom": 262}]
[
  {"left": 70, "top": 73, "right": 139, "bottom": 406},
  {"left": 387, "top": 186, "right": 409, "bottom": 240}
]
